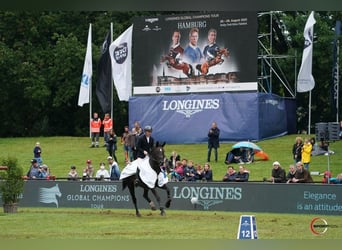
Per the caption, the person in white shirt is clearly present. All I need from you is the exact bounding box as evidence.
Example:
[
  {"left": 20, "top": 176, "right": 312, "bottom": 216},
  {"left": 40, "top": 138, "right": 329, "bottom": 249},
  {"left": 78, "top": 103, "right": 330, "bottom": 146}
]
[{"left": 95, "top": 162, "right": 110, "bottom": 181}]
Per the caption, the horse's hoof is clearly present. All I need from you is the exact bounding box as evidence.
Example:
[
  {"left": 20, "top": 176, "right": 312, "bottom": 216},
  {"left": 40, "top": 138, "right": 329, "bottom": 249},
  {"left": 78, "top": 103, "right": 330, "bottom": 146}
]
[
  {"left": 136, "top": 213, "right": 142, "bottom": 217},
  {"left": 149, "top": 201, "right": 156, "bottom": 210},
  {"left": 165, "top": 199, "right": 171, "bottom": 208}
]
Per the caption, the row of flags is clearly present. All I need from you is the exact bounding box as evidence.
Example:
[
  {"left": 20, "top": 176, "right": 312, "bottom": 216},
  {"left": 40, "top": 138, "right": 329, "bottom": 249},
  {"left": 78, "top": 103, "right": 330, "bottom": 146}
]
[{"left": 78, "top": 23, "right": 133, "bottom": 113}]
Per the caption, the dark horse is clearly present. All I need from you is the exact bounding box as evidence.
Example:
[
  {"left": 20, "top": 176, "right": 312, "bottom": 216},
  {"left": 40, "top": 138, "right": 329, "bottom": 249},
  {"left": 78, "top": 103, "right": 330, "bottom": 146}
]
[{"left": 121, "top": 142, "right": 171, "bottom": 217}]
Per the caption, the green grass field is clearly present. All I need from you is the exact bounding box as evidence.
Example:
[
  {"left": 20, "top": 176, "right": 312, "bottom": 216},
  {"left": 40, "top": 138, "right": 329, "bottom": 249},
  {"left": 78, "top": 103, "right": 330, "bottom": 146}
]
[
  {"left": 0, "top": 134, "right": 341, "bottom": 182},
  {"left": 0, "top": 135, "right": 341, "bottom": 240}
]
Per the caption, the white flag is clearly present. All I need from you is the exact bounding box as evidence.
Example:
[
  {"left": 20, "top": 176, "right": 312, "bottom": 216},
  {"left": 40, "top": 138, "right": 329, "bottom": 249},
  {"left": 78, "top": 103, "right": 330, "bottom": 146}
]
[
  {"left": 78, "top": 24, "right": 92, "bottom": 106},
  {"left": 297, "top": 11, "right": 316, "bottom": 93},
  {"left": 109, "top": 25, "right": 133, "bottom": 101}
]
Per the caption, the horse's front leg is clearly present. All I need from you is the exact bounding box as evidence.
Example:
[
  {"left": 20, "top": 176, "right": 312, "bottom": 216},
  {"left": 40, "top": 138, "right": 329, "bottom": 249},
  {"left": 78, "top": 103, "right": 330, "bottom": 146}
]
[
  {"left": 150, "top": 188, "right": 165, "bottom": 216},
  {"left": 160, "top": 184, "right": 172, "bottom": 208},
  {"left": 143, "top": 188, "right": 156, "bottom": 210}
]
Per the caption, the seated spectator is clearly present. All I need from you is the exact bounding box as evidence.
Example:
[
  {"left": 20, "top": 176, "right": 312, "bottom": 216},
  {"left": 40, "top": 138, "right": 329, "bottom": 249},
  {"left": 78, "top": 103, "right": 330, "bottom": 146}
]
[
  {"left": 184, "top": 160, "right": 196, "bottom": 181},
  {"left": 95, "top": 162, "right": 110, "bottom": 181},
  {"left": 225, "top": 147, "right": 254, "bottom": 164},
  {"left": 329, "top": 173, "right": 342, "bottom": 184},
  {"left": 233, "top": 165, "right": 249, "bottom": 182},
  {"left": 194, "top": 164, "right": 203, "bottom": 181},
  {"left": 222, "top": 166, "right": 237, "bottom": 182},
  {"left": 322, "top": 171, "right": 332, "bottom": 184},
  {"left": 26, "top": 159, "right": 40, "bottom": 179},
  {"left": 202, "top": 163, "right": 213, "bottom": 182},
  {"left": 170, "top": 161, "right": 184, "bottom": 181},
  {"left": 38, "top": 164, "right": 50, "bottom": 179},
  {"left": 286, "top": 164, "right": 297, "bottom": 183},
  {"left": 290, "top": 161, "right": 313, "bottom": 183},
  {"left": 83, "top": 159, "right": 94, "bottom": 180},
  {"left": 68, "top": 166, "right": 78, "bottom": 181},
  {"left": 269, "top": 161, "right": 286, "bottom": 183}
]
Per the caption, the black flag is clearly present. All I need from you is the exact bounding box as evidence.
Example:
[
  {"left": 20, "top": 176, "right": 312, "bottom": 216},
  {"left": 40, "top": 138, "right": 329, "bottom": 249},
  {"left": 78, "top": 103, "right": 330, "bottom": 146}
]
[{"left": 96, "top": 30, "right": 112, "bottom": 113}]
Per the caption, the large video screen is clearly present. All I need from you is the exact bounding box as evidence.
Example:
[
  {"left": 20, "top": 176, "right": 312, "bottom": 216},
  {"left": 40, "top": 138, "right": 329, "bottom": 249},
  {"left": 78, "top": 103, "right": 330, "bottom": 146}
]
[{"left": 132, "top": 11, "right": 258, "bottom": 95}]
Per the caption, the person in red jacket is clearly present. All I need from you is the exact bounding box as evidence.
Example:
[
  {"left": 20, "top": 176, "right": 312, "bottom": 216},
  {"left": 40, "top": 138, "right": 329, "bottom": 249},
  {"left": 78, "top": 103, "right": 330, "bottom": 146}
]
[
  {"left": 102, "top": 113, "right": 113, "bottom": 147},
  {"left": 90, "top": 112, "right": 102, "bottom": 148}
]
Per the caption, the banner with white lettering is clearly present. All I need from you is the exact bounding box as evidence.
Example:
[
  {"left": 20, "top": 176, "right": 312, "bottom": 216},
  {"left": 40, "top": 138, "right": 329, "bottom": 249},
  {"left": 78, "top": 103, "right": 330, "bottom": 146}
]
[
  {"left": 132, "top": 12, "right": 257, "bottom": 94},
  {"left": 128, "top": 92, "right": 287, "bottom": 143}
]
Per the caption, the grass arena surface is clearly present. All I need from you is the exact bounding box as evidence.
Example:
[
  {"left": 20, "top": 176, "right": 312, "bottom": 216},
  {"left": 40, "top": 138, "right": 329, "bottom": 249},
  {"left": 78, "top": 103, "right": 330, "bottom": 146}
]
[{"left": 0, "top": 135, "right": 341, "bottom": 240}]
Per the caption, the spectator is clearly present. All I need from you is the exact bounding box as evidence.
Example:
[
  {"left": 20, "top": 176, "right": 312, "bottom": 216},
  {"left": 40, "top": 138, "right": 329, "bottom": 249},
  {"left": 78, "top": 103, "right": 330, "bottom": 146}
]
[
  {"left": 301, "top": 138, "right": 312, "bottom": 170},
  {"left": 108, "top": 156, "right": 120, "bottom": 181},
  {"left": 95, "top": 162, "right": 110, "bottom": 181},
  {"left": 233, "top": 165, "right": 249, "bottom": 182},
  {"left": 169, "top": 151, "right": 181, "bottom": 169},
  {"left": 322, "top": 171, "right": 332, "bottom": 184},
  {"left": 329, "top": 173, "right": 342, "bottom": 184},
  {"left": 170, "top": 160, "right": 184, "bottom": 181},
  {"left": 194, "top": 164, "right": 203, "bottom": 181},
  {"left": 202, "top": 163, "right": 213, "bottom": 182},
  {"left": 286, "top": 164, "right": 297, "bottom": 183},
  {"left": 26, "top": 159, "right": 40, "bottom": 179},
  {"left": 83, "top": 159, "right": 94, "bottom": 180},
  {"left": 121, "top": 125, "right": 130, "bottom": 162},
  {"left": 106, "top": 129, "right": 118, "bottom": 162},
  {"left": 222, "top": 166, "right": 237, "bottom": 182},
  {"left": 184, "top": 160, "right": 196, "bottom": 181},
  {"left": 207, "top": 122, "right": 220, "bottom": 162},
  {"left": 33, "top": 142, "right": 43, "bottom": 165},
  {"left": 68, "top": 166, "right": 78, "bottom": 181},
  {"left": 90, "top": 112, "right": 101, "bottom": 148},
  {"left": 290, "top": 161, "right": 313, "bottom": 183},
  {"left": 102, "top": 113, "right": 113, "bottom": 147},
  {"left": 292, "top": 137, "right": 303, "bottom": 163},
  {"left": 127, "top": 127, "right": 137, "bottom": 161},
  {"left": 38, "top": 164, "right": 50, "bottom": 179},
  {"left": 269, "top": 161, "right": 286, "bottom": 183}
]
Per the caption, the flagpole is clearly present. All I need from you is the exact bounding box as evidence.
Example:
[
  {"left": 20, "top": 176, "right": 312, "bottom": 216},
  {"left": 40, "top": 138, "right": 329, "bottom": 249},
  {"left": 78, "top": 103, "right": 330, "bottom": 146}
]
[
  {"left": 110, "top": 22, "right": 114, "bottom": 123},
  {"left": 89, "top": 24, "right": 93, "bottom": 138},
  {"left": 308, "top": 90, "right": 311, "bottom": 135}
]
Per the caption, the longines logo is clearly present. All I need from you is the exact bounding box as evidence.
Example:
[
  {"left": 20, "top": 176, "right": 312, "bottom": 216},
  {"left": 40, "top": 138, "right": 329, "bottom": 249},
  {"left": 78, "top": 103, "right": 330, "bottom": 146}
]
[
  {"left": 162, "top": 99, "right": 220, "bottom": 118},
  {"left": 173, "top": 186, "right": 242, "bottom": 210}
]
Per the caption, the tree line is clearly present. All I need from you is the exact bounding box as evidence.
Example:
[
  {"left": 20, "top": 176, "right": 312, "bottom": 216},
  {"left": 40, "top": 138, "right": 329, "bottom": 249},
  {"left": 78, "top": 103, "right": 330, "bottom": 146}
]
[{"left": 0, "top": 11, "right": 341, "bottom": 137}]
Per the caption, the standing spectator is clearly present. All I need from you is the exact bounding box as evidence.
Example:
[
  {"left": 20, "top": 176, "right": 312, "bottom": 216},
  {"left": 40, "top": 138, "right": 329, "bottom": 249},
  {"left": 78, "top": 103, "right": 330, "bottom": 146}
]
[
  {"left": 233, "top": 165, "right": 249, "bottom": 182},
  {"left": 184, "top": 160, "right": 196, "bottom": 181},
  {"left": 290, "top": 161, "right": 313, "bottom": 183},
  {"left": 90, "top": 112, "right": 102, "bottom": 148},
  {"left": 136, "top": 125, "right": 154, "bottom": 159},
  {"left": 292, "top": 137, "right": 303, "bottom": 163},
  {"left": 169, "top": 151, "right": 181, "bottom": 169},
  {"left": 121, "top": 125, "right": 130, "bottom": 162},
  {"left": 95, "top": 162, "right": 110, "bottom": 181},
  {"left": 222, "top": 166, "right": 237, "bottom": 182},
  {"left": 102, "top": 113, "right": 113, "bottom": 147},
  {"left": 106, "top": 129, "right": 118, "bottom": 162},
  {"left": 286, "top": 164, "right": 297, "bottom": 183},
  {"left": 67, "top": 166, "right": 78, "bottom": 181},
  {"left": 108, "top": 156, "right": 121, "bottom": 181},
  {"left": 26, "top": 159, "right": 40, "bottom": 179},
  {"left": 207, "top": 122, "right": 220, "bottom": 162},
  {"left": 83, "top": 159, "right": 94, "bottom": 180},
  {"left": 301, "top": 138, "right": 312, "bottom": 170},
  {"left": 33, "top": 142, "right": 42, "bottom": 165},
  {"left": 269, "top": 161, "right": 286, "bottom": 183},
  {"left": 127, "top": 127, "right": 136, "bottom": 162}
]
